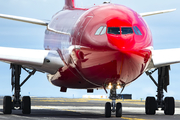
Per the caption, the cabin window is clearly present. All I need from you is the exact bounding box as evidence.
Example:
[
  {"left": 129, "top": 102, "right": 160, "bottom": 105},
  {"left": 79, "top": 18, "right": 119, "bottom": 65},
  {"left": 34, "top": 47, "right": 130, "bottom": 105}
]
[
  {"left": 107, "top": 27, "right": 120, "bottom": 35},
  {"left": 95, "top": 26, "right": 104, "bottom": 35},
  {"left": 133, "top": 26, "right": 142, "bottom": 35},
  {"left": 121, "top": 27, "right": 133, "bottom": 35}
]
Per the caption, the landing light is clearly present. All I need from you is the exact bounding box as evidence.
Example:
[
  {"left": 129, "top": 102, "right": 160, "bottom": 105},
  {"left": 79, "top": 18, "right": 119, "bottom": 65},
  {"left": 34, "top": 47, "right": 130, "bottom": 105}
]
[
  {"left": 117, "top": 84, "right": 121, "bottom": 89},
  {"left": 108, "top": 83, "right": 112, "bottom": 89}
]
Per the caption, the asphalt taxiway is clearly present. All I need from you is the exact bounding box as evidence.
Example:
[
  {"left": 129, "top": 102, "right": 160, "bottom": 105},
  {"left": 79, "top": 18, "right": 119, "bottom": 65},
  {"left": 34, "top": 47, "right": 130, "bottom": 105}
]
[{"left": 0, "top": 97, "right": 180, "bottom": 120}]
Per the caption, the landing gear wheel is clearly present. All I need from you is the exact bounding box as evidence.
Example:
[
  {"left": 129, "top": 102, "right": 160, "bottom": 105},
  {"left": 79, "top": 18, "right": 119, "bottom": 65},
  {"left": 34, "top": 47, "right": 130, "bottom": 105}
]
[
  {"left": 3, "top": 96, "right": 12, "bottom": 114},
  {"left": 22, "top": 96, "right": 31, "bottom": 114},
  {"left": 105, "top": 102, "right": 111, "bottom": 117},
  {"left": 145, "top": 97, "right": 156, "bottom": 115},
  {"left": 164, "top": 97, "right": 175, "bottom": 115},
  {"left": 116, "top": 102, "right": 122, "bottom": 117}
]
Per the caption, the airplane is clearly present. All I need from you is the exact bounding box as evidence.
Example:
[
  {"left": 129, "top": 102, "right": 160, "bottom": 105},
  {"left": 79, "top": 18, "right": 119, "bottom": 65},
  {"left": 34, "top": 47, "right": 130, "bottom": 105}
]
[{"left": 0, "top": 0, "right": 178, "bottom": 118}]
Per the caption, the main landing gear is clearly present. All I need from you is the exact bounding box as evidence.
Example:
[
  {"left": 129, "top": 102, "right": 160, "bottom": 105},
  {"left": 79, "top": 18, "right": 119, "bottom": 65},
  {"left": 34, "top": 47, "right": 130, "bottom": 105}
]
[
  {"left": 105, "top": 84, "right": 122, "bottom": 117},
  {"left": 146, "top": 66, "right": 175, "bottom": 115},
  {"left": 3, "top": 64, "right": 36, "bottom": 114}
]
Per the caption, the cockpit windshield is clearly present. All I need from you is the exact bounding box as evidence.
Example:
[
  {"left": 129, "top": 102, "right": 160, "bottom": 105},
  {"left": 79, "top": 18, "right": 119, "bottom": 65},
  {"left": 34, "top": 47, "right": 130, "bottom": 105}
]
[
  {"left": 106, "top": 26, "right": 142, "bottom": 35},
  {"left": 107, "top": 27, "right": 120, "bottom": 35},
  {"left": 121, "top": 27, "right": 133, "bottom": 35}
]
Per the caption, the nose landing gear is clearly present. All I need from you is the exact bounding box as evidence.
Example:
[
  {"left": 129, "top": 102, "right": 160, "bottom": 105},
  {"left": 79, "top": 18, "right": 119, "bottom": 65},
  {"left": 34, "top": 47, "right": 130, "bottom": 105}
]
[{"left": 105, "top": 84, "right": 122, "bottom": 117}]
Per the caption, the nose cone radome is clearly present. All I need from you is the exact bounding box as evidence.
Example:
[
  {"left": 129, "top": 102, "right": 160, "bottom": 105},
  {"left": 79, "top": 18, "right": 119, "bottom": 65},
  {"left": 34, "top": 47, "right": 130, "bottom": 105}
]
[
  {"left": 106, "top": 18, "right": 135, "bottom": 52},
  {"left": 107, "top": 16, "right": 135, "bottom": 51},
  {"left": 107, "top": 34, "right": 135, "bottom": 52}
]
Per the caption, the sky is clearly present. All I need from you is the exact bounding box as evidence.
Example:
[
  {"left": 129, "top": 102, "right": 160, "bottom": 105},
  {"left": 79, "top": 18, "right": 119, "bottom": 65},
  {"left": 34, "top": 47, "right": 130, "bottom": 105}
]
[{"left": 0, "top": 0, "right": 180, "bottom": 100}]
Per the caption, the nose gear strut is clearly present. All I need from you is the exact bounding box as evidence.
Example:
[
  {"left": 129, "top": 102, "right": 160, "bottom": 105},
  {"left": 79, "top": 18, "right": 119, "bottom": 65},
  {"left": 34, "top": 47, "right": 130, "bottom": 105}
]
[{"left": 105, "top": 84, "right": 122, "bottom": 117}]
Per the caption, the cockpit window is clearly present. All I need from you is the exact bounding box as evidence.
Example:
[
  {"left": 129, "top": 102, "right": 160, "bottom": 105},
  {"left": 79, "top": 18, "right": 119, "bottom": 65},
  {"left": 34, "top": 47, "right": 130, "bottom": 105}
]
[
  {"left": 135, "top": 26, "right": 142, "bottom": 35},
  {"left": 133, "top": 26, "right": 142, "bottom": 35},
  {"left": 107, "top": 27, "right": 120, "bottom": 35},
  {"left": 121, "top": 27, "right": 133, "bottom": 35},
  {"left": 100, "top": 26, "right": 107, "bottom": 35},
  {"left": 133, "top": 26, "right": 138, "bottom": 35},
  {"left": 95, "top": 26, "right": 104, "bottom": 35}
]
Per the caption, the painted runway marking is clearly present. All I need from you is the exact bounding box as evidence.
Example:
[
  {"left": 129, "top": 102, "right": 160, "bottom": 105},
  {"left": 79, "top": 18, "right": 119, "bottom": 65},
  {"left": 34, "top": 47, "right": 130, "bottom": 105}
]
[
  {"left": 0, "top": 105, "right": 179, "bottom": 120},
  {"left": 122, "top": 117, "right": 151, "bottom": 120},
  {"left": 0, "top": 104, "right": 179, "bottom": 115},
  {"left": 31, "top": 106, "right": 180, "bottom": 115},
  {"left": 1, "top": 104, "right": 180, "bottom": 115}
]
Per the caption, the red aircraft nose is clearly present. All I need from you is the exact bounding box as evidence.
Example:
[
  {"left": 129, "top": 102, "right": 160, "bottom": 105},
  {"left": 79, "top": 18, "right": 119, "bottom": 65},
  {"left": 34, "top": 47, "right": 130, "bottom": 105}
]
[
  {"left": 106, "top": 18, "right": 135, "bottom": 52},
  {"left": 107, "top": 28, "right": 135, "bottom": 52}
]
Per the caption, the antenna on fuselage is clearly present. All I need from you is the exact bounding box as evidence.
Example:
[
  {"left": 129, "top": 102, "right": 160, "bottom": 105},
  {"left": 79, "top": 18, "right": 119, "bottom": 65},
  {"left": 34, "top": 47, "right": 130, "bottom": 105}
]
[
  {"left": 103, "top": 1, "right": 110, "bottom": 4},
  {"left": 103, "top": 0, "right": 112, "bottom": 4}
]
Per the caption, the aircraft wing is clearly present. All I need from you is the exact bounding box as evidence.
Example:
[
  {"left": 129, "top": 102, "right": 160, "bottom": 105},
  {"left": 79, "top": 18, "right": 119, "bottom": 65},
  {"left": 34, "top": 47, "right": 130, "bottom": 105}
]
[
  {"left": 140, "top": 9, "right": 176, "bottom": 17},
  {"left": 0, "top": 9, "right": 176, "bottom": 24},
  {"left": 147, "top": 48, "right": 180, "bottom": 70},
  {"left": 0, "top": 13, "right": 48, "bottom": 26},
  {"left": 0, "top": 47, "right": 64, "bottom": 74}
]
